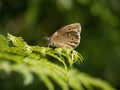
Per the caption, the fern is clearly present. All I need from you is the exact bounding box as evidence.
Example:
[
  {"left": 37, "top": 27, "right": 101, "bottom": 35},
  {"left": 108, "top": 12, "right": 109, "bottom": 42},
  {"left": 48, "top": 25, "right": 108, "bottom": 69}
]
[{"left": 0, "top": 33, "right": 116, "bottom": 90}]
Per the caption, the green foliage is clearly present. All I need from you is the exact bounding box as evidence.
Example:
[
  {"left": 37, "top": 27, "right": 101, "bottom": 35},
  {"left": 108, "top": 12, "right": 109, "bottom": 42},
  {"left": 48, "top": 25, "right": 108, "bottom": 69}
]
[{"left": 0, "top": 33, "right": 116, "bottom": 90}]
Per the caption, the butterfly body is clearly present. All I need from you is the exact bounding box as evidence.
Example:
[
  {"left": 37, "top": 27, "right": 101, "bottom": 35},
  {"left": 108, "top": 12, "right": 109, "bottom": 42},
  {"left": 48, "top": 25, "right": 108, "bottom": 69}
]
[{"left": 47, "top": 23, "right": 81, "bottom": 49}]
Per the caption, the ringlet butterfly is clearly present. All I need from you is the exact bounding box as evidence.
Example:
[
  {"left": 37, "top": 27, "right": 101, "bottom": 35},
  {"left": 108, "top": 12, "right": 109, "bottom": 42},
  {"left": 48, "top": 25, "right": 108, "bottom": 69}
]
[{"left": 44, "top": 23, "right": 81, "bottom": 49}]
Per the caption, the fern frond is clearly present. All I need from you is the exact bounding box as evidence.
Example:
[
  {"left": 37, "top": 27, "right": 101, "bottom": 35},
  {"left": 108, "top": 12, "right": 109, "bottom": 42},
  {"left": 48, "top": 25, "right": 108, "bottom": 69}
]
[
  {"left": 68, "top": 69, "right": 116, "bottom": 90},
  {"left": 0, "top": 35, "right": 9, "bottom": 48},
  {"left": 0, "top": 33, "right": 116, "bottom": 90},
  {"left": 7, "top": 33, "right": 32, "bottom": 54}
]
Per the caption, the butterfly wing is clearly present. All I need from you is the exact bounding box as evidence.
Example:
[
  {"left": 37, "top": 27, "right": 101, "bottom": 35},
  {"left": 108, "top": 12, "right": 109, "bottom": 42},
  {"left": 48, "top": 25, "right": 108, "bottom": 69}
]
[{"left": 49, "top": 23, "right": 81, "bottom": 49}]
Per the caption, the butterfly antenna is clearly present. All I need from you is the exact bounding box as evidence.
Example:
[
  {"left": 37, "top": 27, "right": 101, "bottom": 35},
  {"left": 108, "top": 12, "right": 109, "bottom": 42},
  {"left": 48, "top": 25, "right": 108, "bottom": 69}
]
[
  {"left": 41, "top": 31, "right": 50, "bottom": 43},
  {"left": 41, "top": 31, "right": 48, "bottom": 37}
]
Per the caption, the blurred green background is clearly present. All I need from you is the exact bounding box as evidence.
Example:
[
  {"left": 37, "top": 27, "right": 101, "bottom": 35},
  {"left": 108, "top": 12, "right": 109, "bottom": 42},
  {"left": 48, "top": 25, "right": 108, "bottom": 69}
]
[{"left": 0, "top": 0, "right": 120, "bottom": 89}]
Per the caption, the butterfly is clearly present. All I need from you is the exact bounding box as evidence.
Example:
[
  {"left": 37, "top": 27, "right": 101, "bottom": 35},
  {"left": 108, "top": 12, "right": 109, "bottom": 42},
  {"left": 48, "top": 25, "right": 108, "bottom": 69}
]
[{"left": 45, "top": 23, "right": 81, "bottom": 49}]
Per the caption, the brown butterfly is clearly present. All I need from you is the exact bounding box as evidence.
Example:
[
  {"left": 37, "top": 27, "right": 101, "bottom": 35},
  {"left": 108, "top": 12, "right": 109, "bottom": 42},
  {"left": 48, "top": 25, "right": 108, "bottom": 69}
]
[{"left": 45, "top": 23, "right": 81, "bottom": 49}]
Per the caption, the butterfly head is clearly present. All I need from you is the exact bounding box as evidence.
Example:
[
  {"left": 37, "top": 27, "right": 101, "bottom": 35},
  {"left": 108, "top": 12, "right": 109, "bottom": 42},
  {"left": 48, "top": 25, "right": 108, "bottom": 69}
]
[{"left": 43, "top": 36, "right": 51, "bottom": 43}]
